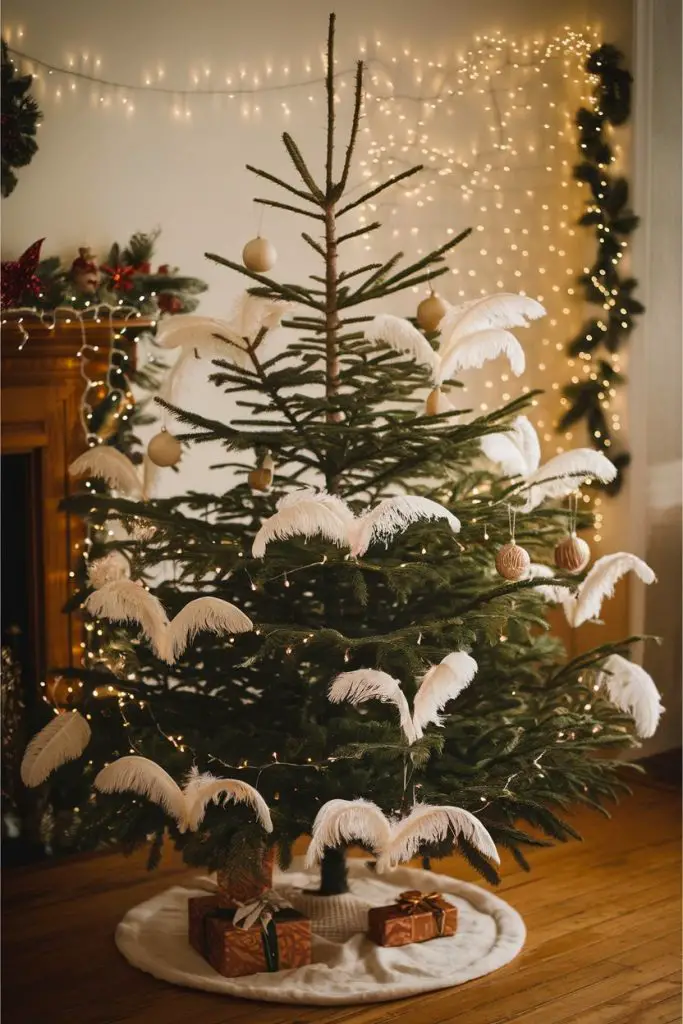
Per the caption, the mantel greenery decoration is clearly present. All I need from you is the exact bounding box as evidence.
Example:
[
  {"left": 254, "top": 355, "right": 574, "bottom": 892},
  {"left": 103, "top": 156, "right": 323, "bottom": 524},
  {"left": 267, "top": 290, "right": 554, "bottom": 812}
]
[{"left": 560, "top": 44, "right": 642, "bottom": 494}]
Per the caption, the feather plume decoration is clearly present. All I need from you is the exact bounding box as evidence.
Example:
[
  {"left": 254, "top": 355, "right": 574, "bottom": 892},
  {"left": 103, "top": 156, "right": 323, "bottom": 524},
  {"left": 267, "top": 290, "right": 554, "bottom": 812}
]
[
  {"left": 571, "top": 553, "right": 656, "bottom": 627},
  {"left": 437, "top": 328, "right": 526, "bottom": 383},
  {"left": 252, "top": 491, "right": 350, "bottom": 558},
  {"left": 377, "top": 803, "right": 499, "bottom": 871},
  {"left": 167, "top": 597, "right": 253, "bottom": 661},
  {"left": 94, "top": 756, "right": 272, "bottom": 833},
  {"left": 329, "top": 670, "right": 418, "bottom": 743},
  {"left": 253, "top": 491, "right": 460, "bottom": 559},
  {"left": 438, "top": 293, "right": 545, "bottom": 349},
  {"left": 156, "top": 313, "right": 248, "bottom": 359},
  {"left": 85, "top": 583, "right": 252, "bottom": 662},
  {"left": 480, "top": 415, "right": 542, "bottom": 479},
  {"left": 365, "top": 314, "right": 439, "bottom": 374},
  {"left": 305, "top": 798, "right": 392, "bottom": 868},
  {"left": 87, "top": 551, "right": 130, "bottom": 590},
  {"left": 413, "top": 652, "right": 478, "bottom": 734},
  {"left": 511, "top": 415, "right": 542, "bottom": 474},
  {"left": 349, "top": 495, "right": 461, "bottom": 558},
  {"left": 84, "top": 580, "right": 170, "bottom": 659},
  {"left": 229, "top": 293, "right": 294, "bottom": 339},
  {"left": 597, "top": 655, "right": 663, "bottom": 738},
  {"left": 182, "top": 767, "right": 273, "bottom": 832},
  {"left": 69, "top": 447, "right": 143, "bottom": 499},
  {"left": 526, "top": 563, "right": 571, "bottom": 605},
  {"left": 521, "top": 449, "right": 617, "bottom": 511},
  {"left": 94, "top": 755, "right": 187, "bottom": 825},
  {"left": 20, "top": 711, "right": 91, "bottom": 787}
]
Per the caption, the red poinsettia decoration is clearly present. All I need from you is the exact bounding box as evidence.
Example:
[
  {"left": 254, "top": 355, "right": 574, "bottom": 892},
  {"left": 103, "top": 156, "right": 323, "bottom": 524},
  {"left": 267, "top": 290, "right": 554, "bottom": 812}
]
[
  {"left": 1, "top": 238, "right": 44, "bottom": 309},
  {"left": 100, "top": 262, "right": 135, "bottom": 292}
]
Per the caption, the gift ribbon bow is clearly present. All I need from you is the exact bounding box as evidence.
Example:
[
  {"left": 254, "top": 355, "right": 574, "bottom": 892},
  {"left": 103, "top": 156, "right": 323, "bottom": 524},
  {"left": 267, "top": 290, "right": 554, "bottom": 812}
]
[
  {"left": 232, "top": 891, "right": 294, "bottom": 973},
  {"left": 396, "top": 890, "right": 447, "bottom": 936}
]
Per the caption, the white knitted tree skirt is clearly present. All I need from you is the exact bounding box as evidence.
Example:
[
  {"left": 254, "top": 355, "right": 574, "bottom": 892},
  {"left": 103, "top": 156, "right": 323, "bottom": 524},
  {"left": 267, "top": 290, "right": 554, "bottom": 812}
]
[{"left": 115, "top": 858, "right": 525, "bottom": 1005}]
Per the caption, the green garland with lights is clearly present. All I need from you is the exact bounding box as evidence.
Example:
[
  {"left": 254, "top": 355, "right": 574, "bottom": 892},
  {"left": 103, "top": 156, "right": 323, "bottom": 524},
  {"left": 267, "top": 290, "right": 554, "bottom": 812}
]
[{"left": 559, "top": 44, "right": 643, "bottom": 494}]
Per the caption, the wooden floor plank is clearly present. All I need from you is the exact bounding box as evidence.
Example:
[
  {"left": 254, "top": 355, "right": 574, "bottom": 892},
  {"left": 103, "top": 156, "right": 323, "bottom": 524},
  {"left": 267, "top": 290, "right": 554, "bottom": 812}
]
[{"left": 2, "top": 780, "right": 680, "bottom": 1024}]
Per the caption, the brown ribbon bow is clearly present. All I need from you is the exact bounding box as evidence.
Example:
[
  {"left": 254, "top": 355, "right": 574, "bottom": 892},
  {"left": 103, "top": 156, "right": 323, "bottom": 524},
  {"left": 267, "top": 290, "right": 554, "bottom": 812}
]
[{"left": 396, "top": 890, "right": 447, "bottom": 935}]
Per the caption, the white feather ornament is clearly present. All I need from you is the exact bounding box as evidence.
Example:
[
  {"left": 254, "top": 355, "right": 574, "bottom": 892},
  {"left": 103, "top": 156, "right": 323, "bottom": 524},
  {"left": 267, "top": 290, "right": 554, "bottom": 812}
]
[
  {"left": 305, "top": 798, "right": 392, "bottom": 868},
  {"left": 69, "top": 447, "right": 143, "bottom": 499},
  {"left": 329, "top": 670, "right": 418, "bottom": 743},
  {"left": 526, "top": 563, "right": 570, "bottom": 605},
  {"left": 95, "top": 755, "right": 187, "bottom": 825},
  {"left": 87, "top": 551, "right": 130, "bottom": 590},
  {"left": 94, "top": 756, "right": 272, "bottom": 833},
  {"left": 20, "top": 711, "right": 91, "bottom": 787},
  {"left": 229, "top": 293, "right": 294, "bottom": 339},
  {"left": 377, "top": 803, "right": 500, "bottom": 872},
  {"left": 571, "top": 553, "right": 656, "bottom": 627},
  {"left": 350, "top": 495, "right": 460, "bottom": 558},
  {"left": 480, "top": 433, "right": 530, "bottom": 478},
  {"left": 182, "top": 768, "right": 273, "bottom": 832},
  {"left": 85, "top": 580, "right": 169, "bottom": 658},
  {"left": 437, "top": 328, "right": 526, "bottom": 383},
  {"left": 252, "top": 493, "right": 349, "bottom": 558},
  {"left": 413, "top": 652, "right": 478, "bottom": 734},
  {"left": 438, "top": 293, "right": 545, "bottom": 349},
  {"left": 85, "top": 582, "right": 252, "bottom": 662},
  {"left": 167, "top": 597, "right": 253, "bottom": 661},
  {"left": 597, "top": 654, "right": 663, "bottom": 738},
  {"left": 365, "top": 314, "right": 439, "bottom": 374},
  {"left": 521, "top": 449, "right": 617, "bottom": 511}
]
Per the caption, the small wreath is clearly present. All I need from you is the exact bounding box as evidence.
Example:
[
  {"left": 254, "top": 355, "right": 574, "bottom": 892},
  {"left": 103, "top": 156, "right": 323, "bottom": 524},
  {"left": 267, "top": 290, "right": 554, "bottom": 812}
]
[{"left": 1, "top": 40, "right": 41, "bottom": 198}]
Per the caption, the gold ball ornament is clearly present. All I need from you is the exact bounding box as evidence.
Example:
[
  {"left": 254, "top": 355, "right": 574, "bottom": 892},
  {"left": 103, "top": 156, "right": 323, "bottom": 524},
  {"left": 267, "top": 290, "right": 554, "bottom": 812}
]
[
  {"left": 242, "top": 236, "right": 277, "bottom": 273},
  {"left": 248, "top": 454, "right": 274, "bottom": 492},
  {"left": 416, "top": 291, "right": 448, "bottom": 333},
  {"left": 147, "top": 429, "right": 182, "bottom": 467},
  {"left": 554, "top": 533, "right": 591, "bottom": 574},
  {"left": 495, "top": 542, "right": 531, "bottom": 581},
  {"left": 425, "top": 386, "right": 443, "bottom": 416}
]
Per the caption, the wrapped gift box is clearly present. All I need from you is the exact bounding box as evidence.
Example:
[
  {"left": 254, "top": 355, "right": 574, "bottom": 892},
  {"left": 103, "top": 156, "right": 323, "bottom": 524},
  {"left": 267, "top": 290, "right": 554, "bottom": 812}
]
[
  {"left": 188, "top": 894, "right": 311, "bottom": 977},
  {"left": 216, "top": 847, "right": 275, "bottom": 909},
  {"left": 367, "top": 890, "right": 458, "bottom": 947}
]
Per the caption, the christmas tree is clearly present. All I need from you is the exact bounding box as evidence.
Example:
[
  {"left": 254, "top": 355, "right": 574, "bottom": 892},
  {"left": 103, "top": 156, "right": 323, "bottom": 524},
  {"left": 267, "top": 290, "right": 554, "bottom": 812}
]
[{"left": 29, "top": 14, "right": 661, "bottom": 895}]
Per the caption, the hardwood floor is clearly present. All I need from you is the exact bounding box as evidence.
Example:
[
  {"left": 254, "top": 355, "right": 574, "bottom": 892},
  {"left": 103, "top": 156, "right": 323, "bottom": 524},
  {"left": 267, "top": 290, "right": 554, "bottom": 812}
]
[{"left": 2, "top": 780, "right": 680, "bottom": 1024}]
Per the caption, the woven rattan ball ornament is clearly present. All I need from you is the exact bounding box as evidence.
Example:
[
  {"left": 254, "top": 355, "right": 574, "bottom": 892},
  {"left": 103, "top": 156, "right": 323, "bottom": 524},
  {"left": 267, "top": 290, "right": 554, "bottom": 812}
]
[
  {"left": 242, "top": 236, "right": 277, "bottom": 273},
  {"left": 416, "top": 291, "right": 448, "bottom": 333},
  {"left": 248, "top": 454, "right": 274, "bottom": 492},
  {"left": 147, "top": 429, "right": 182, "bottom": 468},
  {"left": 495, "top": 542, "right": 531, "bottom": 581},
  {"left": 554, "top": 533, "right": 591, "bottom": 574}
]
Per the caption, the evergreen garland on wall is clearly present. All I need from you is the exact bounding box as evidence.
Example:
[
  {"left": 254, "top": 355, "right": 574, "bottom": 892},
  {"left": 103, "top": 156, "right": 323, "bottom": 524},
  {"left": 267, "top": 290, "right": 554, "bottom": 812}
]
[
  {"left": 559, "top": 44, "right": 642, "bottom": 494},
  {"left": 1, "top": 40, "right": 41, "bottom": 198}
]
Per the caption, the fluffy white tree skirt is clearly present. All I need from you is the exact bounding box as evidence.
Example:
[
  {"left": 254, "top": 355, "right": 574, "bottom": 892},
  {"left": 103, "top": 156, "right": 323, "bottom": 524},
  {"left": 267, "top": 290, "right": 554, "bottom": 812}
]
[{"left": 115, "top": 858, "right": 525, "bottom": 1005}]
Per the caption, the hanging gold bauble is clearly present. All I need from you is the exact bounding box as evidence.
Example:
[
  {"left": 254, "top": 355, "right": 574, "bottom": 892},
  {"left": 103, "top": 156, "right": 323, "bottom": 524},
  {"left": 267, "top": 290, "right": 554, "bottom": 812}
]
[
  {"left": 416, "top": 291, "right": 448, "bottom": 333},
  {"left": 425, "top": 386, "right": 443, "bottom": 416},
  {"left": 242, "top": 236, "right": 277, "bottom": 273},
  {"left": 554, "top": 533, "right": 591, "bottom": 574},
  {"left": 147, "top": 429, "right": 182, "bottom": 467},
  {"left": 495, "top": 542, "right": 531, "bottom": 581},
  {"left": 248, "top": 454, "right": 274, "bottom": 492}
]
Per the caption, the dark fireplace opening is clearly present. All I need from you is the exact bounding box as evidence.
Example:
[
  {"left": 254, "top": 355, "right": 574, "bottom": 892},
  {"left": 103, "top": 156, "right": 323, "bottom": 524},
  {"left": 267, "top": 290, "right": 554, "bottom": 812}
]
[{"left": 2, "top": 451, "right": 48, "bottom": 864}]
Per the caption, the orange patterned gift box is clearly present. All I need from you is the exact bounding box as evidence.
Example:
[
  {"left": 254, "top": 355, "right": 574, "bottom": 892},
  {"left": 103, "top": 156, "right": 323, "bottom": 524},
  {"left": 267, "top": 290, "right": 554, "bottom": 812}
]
[
  {"left": 188, "top": 895, "right": 311, "bottom": 978},
  {"left": 367, "top": 890, "right": 458, "bottom": 947}
]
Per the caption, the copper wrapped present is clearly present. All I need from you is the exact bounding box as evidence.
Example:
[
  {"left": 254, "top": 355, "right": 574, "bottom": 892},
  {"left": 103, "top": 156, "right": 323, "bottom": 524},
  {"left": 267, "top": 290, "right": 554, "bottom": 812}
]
[
  {"left": 367, "top": 890, "right": 458, "bottom": 947},
  {"left": 216, "top": 846, "right": 275, "bottom": 908},
  {"left": 188, "top": 893, "right": 311, "bottom": 977}
]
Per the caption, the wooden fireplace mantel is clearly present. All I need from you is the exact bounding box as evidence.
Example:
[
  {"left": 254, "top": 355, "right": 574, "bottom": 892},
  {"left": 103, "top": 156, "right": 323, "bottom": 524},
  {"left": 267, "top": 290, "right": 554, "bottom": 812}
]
[{"left": 1, "top": 315, "right": 154, "bottom": 684}]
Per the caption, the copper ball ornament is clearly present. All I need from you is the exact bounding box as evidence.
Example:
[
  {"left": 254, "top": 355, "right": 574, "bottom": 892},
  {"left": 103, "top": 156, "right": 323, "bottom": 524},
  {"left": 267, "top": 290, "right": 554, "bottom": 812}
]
[
  {"left": 242, "top": 236, "right": 277, "bottom": 273},
  {"left": 495, "top": 542, "right": 531, "bottom": 581},
  {"left": 147, "top": 429, "right": 182, "bottom": 467},
  {"left": 554, "top": 533, "right": 591, "bottom": 574},
  {"left": 416, "top": 291, "right": 448, "bottom": 333},
  {"left": 248, "top": 454, "right": 274, "bottom": 492}
]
